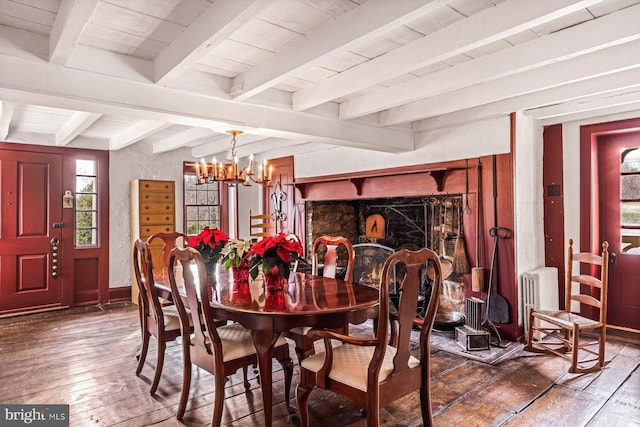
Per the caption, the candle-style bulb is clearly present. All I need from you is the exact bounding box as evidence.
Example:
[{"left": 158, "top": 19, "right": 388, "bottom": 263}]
[{"left": 201, "top": 157, "right": 208, "bottom": 178}]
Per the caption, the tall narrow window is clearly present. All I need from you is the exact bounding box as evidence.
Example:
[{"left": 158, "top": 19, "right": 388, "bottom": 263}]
[
  {"left": 184, "top": 162, "right": 226, "bottom": 235},
  {"left": 76, "top": 159, "right": 98, "bottom": 246},
  {"left": 621, "top": 147, "right": 640, "bottom": 254}
]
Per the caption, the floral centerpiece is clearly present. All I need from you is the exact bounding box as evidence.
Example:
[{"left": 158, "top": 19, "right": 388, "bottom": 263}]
[
  {"left": 188, "top": 227, "right": 229, "bottom": 271},
  {"left": 219, "top": 239, "right": 253, "bottom": 269},
  {"left": 245, "top": 233, "right": 303, "bottom": 282}
]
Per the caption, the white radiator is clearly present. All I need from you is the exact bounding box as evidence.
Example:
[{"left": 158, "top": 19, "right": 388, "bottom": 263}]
[{"left": 522, "top": 267, "right": 559, "bottom": 341}]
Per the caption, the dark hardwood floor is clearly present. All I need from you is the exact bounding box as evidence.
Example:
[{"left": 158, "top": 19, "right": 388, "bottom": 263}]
[{"left": 1, "top": 302, "right": 638, "bottom": 426}]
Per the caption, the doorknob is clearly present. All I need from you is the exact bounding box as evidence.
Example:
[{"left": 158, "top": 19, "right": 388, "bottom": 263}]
[{"left": 609, "top": 251, "right": 617, "bottom": 264}]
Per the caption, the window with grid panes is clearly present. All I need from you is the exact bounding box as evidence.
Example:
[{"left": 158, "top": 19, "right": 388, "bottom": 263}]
[
  {"left": 621, "top": 147, "right": 640, "bottom": 255},
  {"left": 184, "top": 162, "right": 226, "bottom": 235},
  {"left": 76, "top": 159, "right": 98, "bottom": 246}
]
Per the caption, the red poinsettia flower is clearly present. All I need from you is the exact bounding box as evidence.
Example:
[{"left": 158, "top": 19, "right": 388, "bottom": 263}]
[
  {"left": 188, "top": 227, "right": 229, "bottom": 264},
  {"left": 245, "top": 233, "right": 303, "bottom": 279}
]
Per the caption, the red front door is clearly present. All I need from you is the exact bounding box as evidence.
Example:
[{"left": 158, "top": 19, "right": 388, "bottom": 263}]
[
  {"left": 600, "top": 131, "right": 640, "bottom": 330},
  {"left": 0, "top": 150, "right": 64, "bottom": 313}
]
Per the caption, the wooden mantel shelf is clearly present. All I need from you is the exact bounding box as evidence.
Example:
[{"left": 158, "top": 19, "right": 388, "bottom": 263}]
[{"left": 292, "top": 163, "right": 467, "bottom": 199}]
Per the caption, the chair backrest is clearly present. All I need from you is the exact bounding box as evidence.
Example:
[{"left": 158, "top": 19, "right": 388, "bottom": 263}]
[
  {"left": 374, "top": 249, "right": 442, "bottom": 380},
  {"left": 168, "top": 246, "right": 222, "bottom": 358},
  {"left": 132, "top": 239, "right": 165, "bottom": 330},
  {"left": 565, "top": 239, "right": 609, "bottom": 323},
  {"left": 147, "top": 232, "right": 188, "bottom": 269},
  {"left": 250, "top": 210, "right": 276, "bottom": 239},
  {"left": 352, "top": 243, "right": 395, "bottom": 286},
  {"left": 311, "top": 235, "right": 355, "bottom": 280}
]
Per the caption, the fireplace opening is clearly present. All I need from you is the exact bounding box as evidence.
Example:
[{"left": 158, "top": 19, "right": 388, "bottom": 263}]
[{"left": 305, "top": 195, "right": 467, "bottom": 322}]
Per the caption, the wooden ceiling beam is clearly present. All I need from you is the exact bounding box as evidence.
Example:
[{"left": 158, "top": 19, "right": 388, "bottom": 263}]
[
  {"left": 153, "top": 0, "right": 268, "bottom": 85},
  {"left": 0, "top": 54, "right": 413, "bottom": 152},
  {"left": 340, "top": 4, "right": 640, "bottom": 120},
  {"left": 55, "top": 111, "right": 102, "bottom": 146},
  {"left": 109, "top": 121, "right": 171, "bottom": 150},
  {"left": 0, "top": 101, "right": 14, "bottom": 140},
  {"left": 383, "top": 39, "right": 640, "bottom": 126},
  {"left": 49, "top": 0, "right": 98, "bottom": 66},
  {"left": 414, "top": 68, "right": 640, "bottom": 132},
  {"left": 292, "top": 0, "right": 606, "bottom": 111},
  {"left": 230, "top": 0, "right": 449, "bottom": 101}
]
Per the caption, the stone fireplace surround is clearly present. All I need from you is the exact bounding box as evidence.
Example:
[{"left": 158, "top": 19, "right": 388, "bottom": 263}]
[{"left": 289, "top": 154, "right": 518, "bottom": 341}]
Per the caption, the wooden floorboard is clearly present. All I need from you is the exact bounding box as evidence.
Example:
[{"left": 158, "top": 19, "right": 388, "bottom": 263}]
[{"left": 0, "top": 302, "right": 638, "bottom": 427}]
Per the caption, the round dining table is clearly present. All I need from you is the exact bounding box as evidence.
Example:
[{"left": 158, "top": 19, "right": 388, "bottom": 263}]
[{"left": 155, "top": 266, "right": 380, "bottom": 427}]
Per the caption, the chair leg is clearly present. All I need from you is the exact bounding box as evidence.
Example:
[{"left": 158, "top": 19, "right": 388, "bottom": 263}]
[
  {"left": 136, "top": 331, "right": 150, "bottom": 376},
  {"left": 296, "top": 383, "right": 313, "bottom": 427},
  {"left": 150, "top": 340, "right": 166, "bottom": 395},
  {"left": 279, "top": 356, "right": 295, "bottom": 414},
  {"left": 569, "top": 323, "right": 580, "bottom": 374},
  {"left": 366, "top": 398, "right": 379, "bottom": 427},
  {"left": 242, "top": 365, "right": 250, "bottom": 389},
  {"left": 177, "top": 358, "right": 192, "bottom": 419},
  {"left": 212, "top": 373, "right": 226, "bottom": 427},
  {"left": 419, "top": 379, "right": 434, "bottom": 427},
  {"left": 599, "top": 326, "right": 606, "bottom": 369}
]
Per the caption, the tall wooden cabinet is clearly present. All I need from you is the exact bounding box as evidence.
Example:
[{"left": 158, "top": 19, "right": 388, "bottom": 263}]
[{"left": 130, "top": 179, "right": 176, "bottom": 303}]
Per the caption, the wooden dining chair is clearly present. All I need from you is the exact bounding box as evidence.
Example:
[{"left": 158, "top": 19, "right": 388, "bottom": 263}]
[
  {"left": 286, "top": 235, "right": 355, "bottom": 364},
  {"left": 132, "top": 239, "right": 186, "bottom": 395},
  {"left": 249, "top": 210, "right": 276, "bottom": 239},
  {"left": 147, "top": 232, "right": 188, "bottom": 306},
  {"left": 168, "top": 246, "right": 294, "bottom": 424},
  {"left": 525, "top": 239, "right": 610, "bottom": 374},
  {"left": 296, "top": 248, "right": 442, "bottom": 427},
  {"left": 147, "top": 231, "right": 187, "bottom": 269}
]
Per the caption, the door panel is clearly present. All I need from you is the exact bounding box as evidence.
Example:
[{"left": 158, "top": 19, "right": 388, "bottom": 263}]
[
  {"left": 0, "top": 151, "right": 63, "bottom": 312},
  {"left": 600, "top": 132, "right": 640, "bottom": 330}
]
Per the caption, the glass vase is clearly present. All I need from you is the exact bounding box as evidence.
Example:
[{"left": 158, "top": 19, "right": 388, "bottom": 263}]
[
  {"left": 231, "top": 261, "right": 252, "bottom": 306},
  {"left": 265, "top": 268, "right": 288, "bottom": 292}
]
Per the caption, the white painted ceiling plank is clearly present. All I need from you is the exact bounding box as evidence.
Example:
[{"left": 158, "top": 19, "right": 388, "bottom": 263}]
[
  {"left": 0, "top": 101, "right": 15, "bottom": 140},
  {"left": 340, "top": 4, "right": 640, "bottom": 120},
  {"left": 153, "top": 0, "right": 269, "bottom": 85},
  {"left": 381, "top": 39, "right": 640, "bottom": 126},
  {"left": 413, "top": 68, "right": 640, "bottom": 132},
  {"left": 55, "top": 111, "right": 101, "bottom": 146},
  {"left": 49, "top": 0, "right": 98, "bottom": 65},
  {"left": 292, "top": 0, "right": 606, "bottom": 111},
  {"left": 66, "top": 45, "right": 153, "bottom": 82},
  {"left": 152, "top": 127, "right": 216, "bottom": 154},
  {"left": 231, "top": 0, "right": 451, "bottom": 101},
  {"left": 0, "top": 54, "right": 413, "bottom": 152},
  {"left": 109, "top": 121, "right": 171, "bottom": 151},
  {"left": 0, "top": 25, "right": 48, "bottom": 61}
]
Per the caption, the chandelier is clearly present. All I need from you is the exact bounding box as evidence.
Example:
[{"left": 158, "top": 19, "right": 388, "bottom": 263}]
[{"left": 194, "top": 130, "right": 273, "bottom": 187}]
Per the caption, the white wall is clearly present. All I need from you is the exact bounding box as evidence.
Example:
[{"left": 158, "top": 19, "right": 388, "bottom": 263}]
[
  {"left": 109, "top": 143, "right": 191, "bottom": 288},
  {"left": 295, "top": 116, "right": 511, "bottom": 178},
  {"left": 513, "top": 111, "right": 546, "bottom": 325}
]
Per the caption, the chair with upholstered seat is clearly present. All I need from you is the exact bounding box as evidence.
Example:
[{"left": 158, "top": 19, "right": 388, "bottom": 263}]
[
  {"left": 525, "top": 239, "right": 610, "bottom": 374},
  {"left": 296, "top": 248, "right": 442, "bottom": 427},
  {"left": 133, "top": 239, "right": 187, "bottom": 395},
  {"left": 168, "top": 246, "right": 294, "bottom": 424},
  {"left": 286, "top": 235, "right": 355, "bottom": 364}
]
